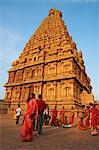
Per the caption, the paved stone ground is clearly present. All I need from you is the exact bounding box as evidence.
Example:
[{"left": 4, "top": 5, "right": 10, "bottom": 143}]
[{"left": 0, "top": 114, "right": 99, "bottom": 150}]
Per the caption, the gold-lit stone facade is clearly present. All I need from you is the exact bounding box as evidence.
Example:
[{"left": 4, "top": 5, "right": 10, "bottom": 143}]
[
  {"left": 4, "top": 9, "right": 92, "bottom": 111},
  {"left": 80, "top": 90, "right": 94, "bottom": 105}
]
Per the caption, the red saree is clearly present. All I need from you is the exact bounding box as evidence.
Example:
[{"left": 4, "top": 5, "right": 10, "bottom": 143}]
[
  {"left": 85, "top": 109, "right": 90, "bottom": 128},
  {"left": 78, "top": 119, "right": 86, "bottom": 131},
  {"left": 96, "top": 108, "right": 99, "bottom": 129},
  {"left": 69, "top": 112, "right": 74, "bottom": 124},
  {"left": 60, "top": 109, "right": 65, "bottom": 125},
  {"left": 50, "top": 109, "right": 58, "bottom": 126},
  {"left": 91, "top": 107, "right": 97, "bottom": 128},
  {"left": 20, "top": 98, "right": 38, "bottom": 142}
]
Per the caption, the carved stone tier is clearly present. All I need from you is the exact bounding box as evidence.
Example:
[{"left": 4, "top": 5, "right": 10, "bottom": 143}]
[{"left": 4, "top": 8, "right": 93, "bottom": 113}]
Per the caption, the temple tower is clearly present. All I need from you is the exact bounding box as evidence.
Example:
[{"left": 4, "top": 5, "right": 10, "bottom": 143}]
[{"left": 4, "top": 9, "right": 92, "bottom": 111}]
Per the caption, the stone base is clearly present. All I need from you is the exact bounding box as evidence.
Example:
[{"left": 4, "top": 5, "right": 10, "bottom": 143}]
[
  {"left": 47, "top": 101, "right": 82, "bottom": 109},
  {"left": 0, "top": 101, "right": 9, "bottom": 114},
  {"left": 2, "top": 100, "right": 82, "bottom": 119}
]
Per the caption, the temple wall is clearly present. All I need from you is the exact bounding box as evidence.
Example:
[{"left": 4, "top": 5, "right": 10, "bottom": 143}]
[
  {"left": 42, "top": 79, "right": 74, "bottom": 110},
  {"left": 4, "top": 9, "right": 93, "bottom": 114}
]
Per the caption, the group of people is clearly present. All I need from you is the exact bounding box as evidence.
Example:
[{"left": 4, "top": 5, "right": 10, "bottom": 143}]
[
  {"left": 50, "top": 106, "right": 75, "bottom": 127},
  {"left": 47, "top": 103, "right": 99, "bottom": 136},
  {"left": 19, "top": 93, "right": 46, "bottom": 142},
  {"left": 77, "top": 103, "right": 99, "bottom": 136},
  {"left": 15, "top": 97, "right": 99, "bottom": 142}
]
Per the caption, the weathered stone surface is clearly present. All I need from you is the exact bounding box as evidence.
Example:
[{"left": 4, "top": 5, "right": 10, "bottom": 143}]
[
  {"left": 80, "top": 90, "right": 94, "bottom": 105},
  {"left": 4, "top": 8, "right": 93, "bottom": 112}
]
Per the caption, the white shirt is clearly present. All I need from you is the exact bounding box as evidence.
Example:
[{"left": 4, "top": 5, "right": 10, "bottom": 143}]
[
  {"left": 16, "top": 107, "right": 21, "bottom": 116},
  {"left": 43, "top": 109, "right": 48, "bottom": 115}
]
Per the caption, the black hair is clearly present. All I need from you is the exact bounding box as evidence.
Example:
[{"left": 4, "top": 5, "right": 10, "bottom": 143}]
[
  {"left": 27, "top": 96, "right": 31, "bottom": 103},
  {"left": 38, "top": 94, "right": 42, "bottom": 99},
  {"left": 89, "top": 103, "right": 93, "bottom": 106},
  {"left": 18, "top": 104, "right": 20, "bottom": 107},
  {"left": 32, "top": 93, "right": 35, "bottom": 98},
  {"left": 87, "top": 106, "right": 90, "bottom": 109},
  {"left": 82, "top": 105, "right": 85, "bottom": 108}
]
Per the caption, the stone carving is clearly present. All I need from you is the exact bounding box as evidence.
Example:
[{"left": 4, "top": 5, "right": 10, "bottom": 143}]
[
  {"left": 4, "top": 8, "right": 92, "bottom": 110},
  {"left": 8, "top": 72, "right": 15, "bottom": 84},
  {"left": 14, "top": 70, "right": 23, "bottom": 83}
]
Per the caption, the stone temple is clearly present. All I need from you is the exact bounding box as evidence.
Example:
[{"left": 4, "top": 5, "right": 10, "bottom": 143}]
[{"left": 4, "top": 9, "right": 94, "bottom": 112}]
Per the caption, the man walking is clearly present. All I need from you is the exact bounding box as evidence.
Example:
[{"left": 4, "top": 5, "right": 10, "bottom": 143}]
[
  {"left": 37, "top": 94, "right": 46, "bottom": 135},
  {"left": 16, "top": 104, "right": 21, "bottom": 124}
]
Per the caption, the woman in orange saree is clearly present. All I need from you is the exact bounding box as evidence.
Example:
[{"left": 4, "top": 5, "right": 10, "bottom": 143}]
[
  {"left": 60, "top": 107, "right": 65, "bottom": 125},
  {"left": 50, "top": 106, "right": 58, "bottom": 126},
  {"left": 20, "top": 93, "right": 38, "bottom": 142},
  {"left": 69, "top": 107, "right": 74, "bottom": 125},
  {"left": 78, "top": 117, "right": 86, "bottom": 131}
]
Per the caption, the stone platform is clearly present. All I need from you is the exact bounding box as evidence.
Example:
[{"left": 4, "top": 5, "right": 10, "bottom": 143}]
[{"left": 0, "top": 114, "right": 99, "bottom": 150}]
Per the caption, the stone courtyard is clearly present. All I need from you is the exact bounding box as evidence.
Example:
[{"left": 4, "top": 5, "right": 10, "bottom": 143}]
[{"left": 0, "top": 114, "right": 99, "bottom": 150}]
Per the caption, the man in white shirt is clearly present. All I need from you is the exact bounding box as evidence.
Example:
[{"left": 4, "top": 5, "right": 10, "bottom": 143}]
[{"left": 16, "top": 104, "right": 21, "bottom": 124}]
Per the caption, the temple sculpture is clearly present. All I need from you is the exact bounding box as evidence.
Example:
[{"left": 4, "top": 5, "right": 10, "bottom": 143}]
[{"left": 4, "top": 9, "right": 94, "bottom": 112}]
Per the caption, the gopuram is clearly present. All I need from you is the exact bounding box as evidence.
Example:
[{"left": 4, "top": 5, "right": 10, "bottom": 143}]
[{"left": 4, "top": 9, "right": 94, "bottom": 113}]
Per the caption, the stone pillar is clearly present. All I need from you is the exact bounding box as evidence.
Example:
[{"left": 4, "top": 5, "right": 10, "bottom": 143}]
[
  {"left": 20, "top": 86, "right": 25, "bottom": 102},
  {"left": 5, "top": 87, "right": 12, "bottom": 102},
  {"left": 24, "top": 86, "right": 30, "bottom": 102}
]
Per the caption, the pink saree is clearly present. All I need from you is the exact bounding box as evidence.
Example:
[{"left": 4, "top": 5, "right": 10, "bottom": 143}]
[{"left": 20, "top": 99, "right": 38, "bottom": 142}]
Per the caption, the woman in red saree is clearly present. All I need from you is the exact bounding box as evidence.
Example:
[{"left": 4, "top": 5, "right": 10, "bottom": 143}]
[
  {"left": 60, "top": 107, "right": 65, "bottom": 125},
  {"left": 96, "top": 104, "right": 99, "bottom": 130},
  {"left": 69, "top": 107, "right": 74, "bottom": 125},
  {"left": 20, "top": 93, "right": 38, "bottom": 142},
  {"left": 50, "top": 106, "right": 58, "bottom": 126},
  {"left": 78, "top": 117, "right": 86, "bottom": 131},
  {"left": 85, "top": 106, "right": 90, "bottom": 129},
  {"left": 91, "top": 104, "right": 98, "bottom": 136}
]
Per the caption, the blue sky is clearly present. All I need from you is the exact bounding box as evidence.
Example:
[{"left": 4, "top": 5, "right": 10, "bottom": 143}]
[{"left": 0, "top": 0, "right": 99, "bottom": 100}]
